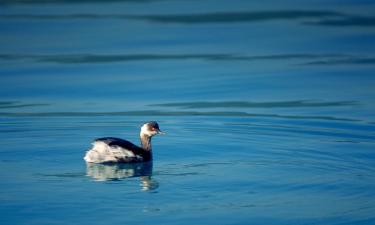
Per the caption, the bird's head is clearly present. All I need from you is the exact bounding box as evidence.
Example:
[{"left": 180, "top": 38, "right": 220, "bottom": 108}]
[{"left": 140, "top": 121, "right": 164, "bottom": 137}]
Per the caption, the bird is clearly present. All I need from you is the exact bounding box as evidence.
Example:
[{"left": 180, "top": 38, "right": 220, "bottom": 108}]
[{"left": 84, "top": 121, "right": 163, "bottom": 164}]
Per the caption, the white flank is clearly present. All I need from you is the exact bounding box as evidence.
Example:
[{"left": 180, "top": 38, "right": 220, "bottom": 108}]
[{"left": 84, "top": 141, "right": 137, "bottom": 163}]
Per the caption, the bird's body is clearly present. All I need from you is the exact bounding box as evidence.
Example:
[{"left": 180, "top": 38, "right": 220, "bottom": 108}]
[{"left": 84, "top": 122, "right": 162, "bottom": 164}]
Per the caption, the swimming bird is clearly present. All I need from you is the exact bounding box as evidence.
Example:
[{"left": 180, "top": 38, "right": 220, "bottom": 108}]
[{"left": 84, "top": 121, "right": 163, "bottom": 163}]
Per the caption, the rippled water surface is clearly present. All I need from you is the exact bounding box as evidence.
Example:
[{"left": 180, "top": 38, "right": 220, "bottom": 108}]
[{"left": 1, "top": 1, "right": 375, "bottom": 225}]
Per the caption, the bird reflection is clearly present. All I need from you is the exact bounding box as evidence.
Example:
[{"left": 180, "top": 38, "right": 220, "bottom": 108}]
[{"left": 86, "top": 162, "right": 158, "bottom": 191}]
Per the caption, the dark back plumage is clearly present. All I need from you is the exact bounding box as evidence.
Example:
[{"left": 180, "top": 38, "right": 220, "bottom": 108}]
[{"left": 95, "top": 137, "right": 152, "bottom": 161}]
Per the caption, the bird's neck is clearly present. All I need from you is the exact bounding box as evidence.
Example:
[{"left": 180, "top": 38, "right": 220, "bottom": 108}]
[{"left": 140, "top": 134, "right": 152, "bottom": 151}]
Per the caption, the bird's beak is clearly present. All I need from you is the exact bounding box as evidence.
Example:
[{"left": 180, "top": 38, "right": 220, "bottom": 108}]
[{"left": 157, "top": 130, "right": 166, "bottom": 135}]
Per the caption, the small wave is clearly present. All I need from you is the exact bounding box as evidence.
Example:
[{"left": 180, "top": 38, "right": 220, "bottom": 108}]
[
  {"left": 223, "top": 122, "right": 375, "bottom": 143},
  {"left": 0, "top": 110, "right": 360, "bottom": 122},
  {"left": 2, "top": 53, "right": 375, "bottom": 66},
  {"left": 150, "top": 100, "right": 359, "bottom": 109},
  {"left": 0, "top": 101, "right": 49, "bottom": 109}
]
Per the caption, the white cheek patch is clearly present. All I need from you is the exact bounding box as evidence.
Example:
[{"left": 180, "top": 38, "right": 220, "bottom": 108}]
[{"left": 141, "top": 124, "right": 154, "bottom": 136}]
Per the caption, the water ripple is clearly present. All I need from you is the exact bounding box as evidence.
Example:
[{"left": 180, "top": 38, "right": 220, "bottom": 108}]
[
  {"left": 1, "top": 10, "right": 374, "bottom": 27},
  {"left": 223, "top": 122, "right": 375, "bottom": 143},
  {"left": 1, "top": 53, "right": 375, "bottom": 66},
  {"left": 0, "top": 101, "right": 49, "bottom": 109},
  {"left": 150, "top": 100, "right": 359, "bottom": 109},
  {"left": 0, "top": 110, "right": 361, "bottom": 122},
  {"left": 0, "top": 0, "right": 158, "bottom": 4}
]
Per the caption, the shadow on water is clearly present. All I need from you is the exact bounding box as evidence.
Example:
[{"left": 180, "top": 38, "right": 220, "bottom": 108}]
[{"left": 86, "top": 162, "right": 159, "bottom": 191}]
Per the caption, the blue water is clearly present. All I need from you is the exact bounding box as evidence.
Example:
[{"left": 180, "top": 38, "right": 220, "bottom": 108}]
[{"left": 1, "top": 1, "right": 375, "bottom": 225}]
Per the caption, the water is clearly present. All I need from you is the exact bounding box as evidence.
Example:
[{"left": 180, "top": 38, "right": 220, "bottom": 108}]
[{"left": 1, "top": 1, "right": 375, "bottom": 224}]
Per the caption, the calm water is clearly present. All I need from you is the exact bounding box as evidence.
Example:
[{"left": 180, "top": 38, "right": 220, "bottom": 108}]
[{"left": 1, "top": 1, "right": 375, "bottom": 225}]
